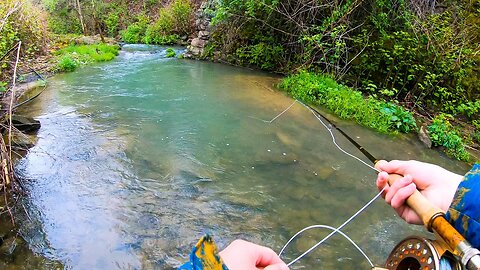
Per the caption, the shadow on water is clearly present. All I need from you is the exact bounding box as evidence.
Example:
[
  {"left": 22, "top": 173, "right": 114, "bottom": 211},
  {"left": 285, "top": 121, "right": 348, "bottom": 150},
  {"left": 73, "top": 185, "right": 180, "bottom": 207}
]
[{"left": 3, "top": 44, "right": 470, "bottom": 269}]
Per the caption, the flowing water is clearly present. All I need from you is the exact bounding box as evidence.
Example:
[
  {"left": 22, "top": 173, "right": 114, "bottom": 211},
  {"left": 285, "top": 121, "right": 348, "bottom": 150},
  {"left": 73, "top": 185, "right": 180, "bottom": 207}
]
[{"left": 6, "top": 45, "right": 470, "bottom": 269}]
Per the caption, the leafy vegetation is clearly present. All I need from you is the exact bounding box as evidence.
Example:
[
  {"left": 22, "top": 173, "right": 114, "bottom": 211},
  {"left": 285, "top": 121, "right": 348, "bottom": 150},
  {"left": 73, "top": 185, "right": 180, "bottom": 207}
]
[
  {"left": 1, "top": 0, "right": 48, "bottom": 85},
  {"left": 204, "top": 0, "right": 479, "bottom": 161},
  {"left": 55, "top": 44, "right": 120, "bottom": 72},
  {"left": 166, "top": 48, "right": 177, "bottom": 58},
  {"left": 427, "top": 114, "right": 469, "bottom": 161},
  {"left": 280, "top": 71, "right": 417, "bottom": 134},
  {"left": 121, "top": 0, "right": 193, "bottom": 45},
  {"left": 121, "top": 15, "right": 149, "bottom": 44}
]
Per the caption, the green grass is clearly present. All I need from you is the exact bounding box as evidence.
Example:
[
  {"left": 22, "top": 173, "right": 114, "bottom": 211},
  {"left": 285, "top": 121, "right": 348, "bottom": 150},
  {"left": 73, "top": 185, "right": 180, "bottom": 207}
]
[
  {"left": 55, "top": 44, "right": 120, "bottom": 72},
  {"left": 279, "top": 71, "right": 417, "bottom": 134}
]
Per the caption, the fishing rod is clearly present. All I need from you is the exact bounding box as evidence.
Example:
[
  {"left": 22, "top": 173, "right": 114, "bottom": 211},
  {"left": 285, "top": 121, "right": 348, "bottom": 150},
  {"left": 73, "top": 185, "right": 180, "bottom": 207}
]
[{"left": 303, "top": 102, "right": 480, "bottom": 270}]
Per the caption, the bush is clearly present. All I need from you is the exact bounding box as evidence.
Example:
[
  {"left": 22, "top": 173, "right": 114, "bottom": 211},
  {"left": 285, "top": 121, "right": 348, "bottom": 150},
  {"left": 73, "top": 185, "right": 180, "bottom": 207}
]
[
  {"left": 235, "top": 42, "right": 284, "bottom": 70},
  {"left": 1, "top": 0, "right": 48, "bottom": 79},
  {"left": 280, "top": 71, "right": 417, "bottom": 134},
  {"left": 143, "top": 0, "right": 193, "bottom": 44},
  {"left": 144, "top": 11, "right": 178, "bottom": 45},
  {"left": 166, "top": 48, "right": 176, "bottom": 57},
  {"left": 170, "top": 0, "right": 193, "bottom": 36},
  {"left": 57, "top": 55, "right": 78, "bottom": 72},
  {"left": 120, "top": 14, "right": 149, "bottom": 43},
  {"left": 121, "top": 21, "right": 148, "bottom": 43},
  {"left": 427, "top": 114, "right": 469, "bottom": 161}
]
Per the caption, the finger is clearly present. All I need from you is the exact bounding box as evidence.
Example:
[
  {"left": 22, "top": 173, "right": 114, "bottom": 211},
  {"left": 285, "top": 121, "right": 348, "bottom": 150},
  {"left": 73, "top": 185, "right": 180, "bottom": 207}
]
[
  {"left": 376, "top": 160, "right": 411, "bottom": 175},
  {"left": 254, "top": 246, "right": 285, "bottom": 267},
  {"left": 374, "top": 160, "right": 388, "bottom": 171},
  {"left": 263, "top": 263, "right": 289, "bottom": 270},
  {"left": 396, "top": 205, "right": 422, "bottom": 225},
  {"left": 376, "top": 171, "right": 389, "bottom": 192},
  {"left": 384, "top": 175, "right": 413, "bottom": 204},
  {"left": 390, "top": 181, "right": 416, "bottom": 209}
]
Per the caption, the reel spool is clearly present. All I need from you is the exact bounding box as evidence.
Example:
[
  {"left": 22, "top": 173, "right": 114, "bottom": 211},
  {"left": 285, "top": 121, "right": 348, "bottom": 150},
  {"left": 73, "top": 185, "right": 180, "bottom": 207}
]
[{"left": 384, "top": 236, "right": 463, "bottom": 270}]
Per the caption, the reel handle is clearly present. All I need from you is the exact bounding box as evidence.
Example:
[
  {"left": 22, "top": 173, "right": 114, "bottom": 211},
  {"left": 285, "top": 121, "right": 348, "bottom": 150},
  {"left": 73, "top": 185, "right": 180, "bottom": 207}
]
[{"left": 380, "top": 171, "right": 480, "bottom": 270}]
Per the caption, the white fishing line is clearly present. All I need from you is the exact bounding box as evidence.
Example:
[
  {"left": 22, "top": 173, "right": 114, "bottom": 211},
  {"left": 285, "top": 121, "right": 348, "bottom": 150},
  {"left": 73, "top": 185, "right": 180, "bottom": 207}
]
[
  {"left": 282, "top": 187, "right": 385, "bottom": 267},
  {"left": 248, "top": 100, "right": 297, "bottom": 123},
  {"left": 254, "top": 99, "right": 387, "bottom": 267},
  {"left": 296, "top": 100, "right": 380, "bottom": 173},
  {"left": 278, "top": 224, "right": 375, "bottom": 268}
]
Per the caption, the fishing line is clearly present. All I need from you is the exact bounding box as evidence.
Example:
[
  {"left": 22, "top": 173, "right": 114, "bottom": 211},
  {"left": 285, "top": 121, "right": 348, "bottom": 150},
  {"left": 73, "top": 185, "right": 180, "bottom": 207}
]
[
  {"left": 253, "top": 99, "right": 386, "bottom": 267},
  {"left": 248, "top": 100, "right": 297, "bottom": 123},
  {"left": 282, "top": 187, "right": 385, "bottom": 267},
  {"left": 278, "top": 224, "right": 375, "bottom": 268},
  {"left": 297, "top": 100, "right": 380, "bottom": 173}
]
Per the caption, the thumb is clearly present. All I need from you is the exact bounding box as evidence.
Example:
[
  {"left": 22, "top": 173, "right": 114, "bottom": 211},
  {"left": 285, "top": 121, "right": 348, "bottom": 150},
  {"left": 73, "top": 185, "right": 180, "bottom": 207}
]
[{"left": 263, "top": 263, "right": 289, "bottom": 270}]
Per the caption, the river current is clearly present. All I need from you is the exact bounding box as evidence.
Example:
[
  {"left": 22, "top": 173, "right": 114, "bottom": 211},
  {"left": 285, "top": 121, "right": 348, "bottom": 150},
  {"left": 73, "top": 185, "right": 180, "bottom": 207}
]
[{"left": 10, "top": 45, "right": 469, "bottom": 269}]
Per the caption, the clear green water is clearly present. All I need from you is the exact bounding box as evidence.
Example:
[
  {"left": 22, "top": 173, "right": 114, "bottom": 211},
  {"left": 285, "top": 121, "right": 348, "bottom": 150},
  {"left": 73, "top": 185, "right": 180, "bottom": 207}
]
[{"left": 9, "top": 45, "right": 469, "bottom": 269}]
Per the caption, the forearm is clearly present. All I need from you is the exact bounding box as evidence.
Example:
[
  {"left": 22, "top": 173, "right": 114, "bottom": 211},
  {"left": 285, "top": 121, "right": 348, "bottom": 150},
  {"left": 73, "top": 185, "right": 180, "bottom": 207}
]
[{"left": 446, "top": 164, "right": 480, "bottom": 249}]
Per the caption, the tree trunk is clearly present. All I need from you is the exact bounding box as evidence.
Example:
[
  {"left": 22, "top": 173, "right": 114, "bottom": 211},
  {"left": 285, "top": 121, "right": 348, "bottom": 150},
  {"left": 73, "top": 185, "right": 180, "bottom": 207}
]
[
  {"left": 91, "top": 0, "right": 105, "bottom": 43},
  {"left": 75, "top": 0, "right": 87, "bottom": 35}
]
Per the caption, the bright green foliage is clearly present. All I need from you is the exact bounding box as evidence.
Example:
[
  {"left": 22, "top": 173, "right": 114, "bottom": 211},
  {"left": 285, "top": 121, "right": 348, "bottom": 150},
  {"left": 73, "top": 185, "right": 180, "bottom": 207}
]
[
  {"left": 380, "top": 103, "right": 418, "bottom": 133},
  {"left": 166, "top": 48, "right": 176, "bottom": 58},
  {"left": 0, "top": 81, "right": 7, "bottom": 92},
  {"left": 457, "top": 101, "right": 480, "bottom": 119},
  {"left": 144, "top": 0, "right": 193, "bottom": 44},
  {"left": 57, "top": 55, "right": 78, "bottom": 72},
  {"left": 55, "top": 44, "right": 120, "bottom": 72},
  {"left": 427, "top": 114, "right": 470, "bottom": 161},
  {"left": 143, "top": 9, "right": 176, "bottom": 44},
  {"left": 280, "top": 71, "right": 417, "bottom": 134},
  {"left": 121, "top": 15, "right": 149, "bottom": 44}
]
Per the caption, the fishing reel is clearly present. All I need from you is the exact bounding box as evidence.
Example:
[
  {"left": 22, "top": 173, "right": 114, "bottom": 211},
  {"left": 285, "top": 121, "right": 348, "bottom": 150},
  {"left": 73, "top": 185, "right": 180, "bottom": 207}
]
[{"left": 377, "top": 236, "right": 463, "bottom": 270}]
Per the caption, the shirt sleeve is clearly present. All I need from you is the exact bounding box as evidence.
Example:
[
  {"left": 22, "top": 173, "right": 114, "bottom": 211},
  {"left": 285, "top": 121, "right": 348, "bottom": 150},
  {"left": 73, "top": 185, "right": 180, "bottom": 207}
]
[
  {"left": 178, "top": 235, "right": 229, "bottom": 270},
  {"left": 446, "top": 164, "right": 480, "bottom": 249}
]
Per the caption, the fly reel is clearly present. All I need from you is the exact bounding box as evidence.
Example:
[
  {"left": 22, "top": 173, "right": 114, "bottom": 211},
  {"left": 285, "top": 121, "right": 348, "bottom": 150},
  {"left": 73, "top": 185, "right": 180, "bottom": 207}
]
[{"left": 383, "top": 236, "right": 463, "bottom": 270}]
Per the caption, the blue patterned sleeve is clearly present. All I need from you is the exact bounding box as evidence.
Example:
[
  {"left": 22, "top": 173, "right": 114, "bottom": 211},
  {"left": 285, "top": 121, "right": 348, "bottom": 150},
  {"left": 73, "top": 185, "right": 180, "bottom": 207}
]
[
  {"left": 446, "top": 164, "right": 480, "bottom": 249},
  {"left": 178, "top": 235, "right": 229, "bottom": 270}
]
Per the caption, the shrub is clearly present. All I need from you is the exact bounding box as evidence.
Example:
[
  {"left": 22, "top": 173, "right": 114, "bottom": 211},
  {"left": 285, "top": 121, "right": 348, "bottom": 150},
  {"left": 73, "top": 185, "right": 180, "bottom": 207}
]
[
  {"left": 456, "top": 101, "right": 480, "bottom": 119},
  {"left": 235, "top": 42, "right": 284, "bottom": 70},
  {"left": 427, "top": 114, "right": 469, "bottom": 161},
  {"left": 170, "top": 0, "right": 193, "bottom": 36},
  {"left": 166, "top": 48, "right": 176, "bottom": 57},
  {"left": 144, "top": 0, "right": 193, "bottom": 44},
  {"left": 1, "top": 0, "right": 48, "bottom": 76},
  {"left": 57, "top": 55, "right": 78, "bottom": 72},
  {"left": 121, "top": 15, "right": 149, "bottom": 43},
  {"left": 122, "top": 23, "right": 147, "bottom": 43}
]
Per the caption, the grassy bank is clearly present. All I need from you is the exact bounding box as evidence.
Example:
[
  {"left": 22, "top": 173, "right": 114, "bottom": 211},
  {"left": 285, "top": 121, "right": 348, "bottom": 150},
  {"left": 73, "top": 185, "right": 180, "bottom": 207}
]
[
  {"left": 280, "top": 72, "right": 472, "bottom": 162},
  {"left": 55, "top": 43, "right": 120, "bottom": 72}
]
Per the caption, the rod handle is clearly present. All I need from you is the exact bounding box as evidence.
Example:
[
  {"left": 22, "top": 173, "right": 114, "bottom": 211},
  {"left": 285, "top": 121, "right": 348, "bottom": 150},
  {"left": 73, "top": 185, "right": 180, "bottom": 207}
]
[{"left": 383, "top": 173, "right": 444, "bottom": 229}]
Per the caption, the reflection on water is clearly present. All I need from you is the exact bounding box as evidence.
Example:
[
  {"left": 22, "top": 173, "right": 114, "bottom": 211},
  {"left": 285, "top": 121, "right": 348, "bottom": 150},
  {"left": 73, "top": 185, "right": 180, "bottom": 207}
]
[{"left": 12, "top": 45, "right": 469, "bottom": 269}]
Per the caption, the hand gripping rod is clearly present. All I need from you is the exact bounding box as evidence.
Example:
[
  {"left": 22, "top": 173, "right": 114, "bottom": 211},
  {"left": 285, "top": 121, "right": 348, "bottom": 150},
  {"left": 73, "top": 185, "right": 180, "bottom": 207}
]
[{"left": 303, "top": 103, "right": 480, "bottom": 269}]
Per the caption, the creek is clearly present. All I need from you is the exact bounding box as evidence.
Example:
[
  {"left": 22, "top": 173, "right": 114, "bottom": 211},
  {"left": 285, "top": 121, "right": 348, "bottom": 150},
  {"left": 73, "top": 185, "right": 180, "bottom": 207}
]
[{"left": 7, "top": 45, "right": 470, "bottom": 269}]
